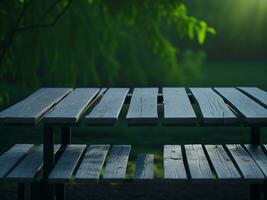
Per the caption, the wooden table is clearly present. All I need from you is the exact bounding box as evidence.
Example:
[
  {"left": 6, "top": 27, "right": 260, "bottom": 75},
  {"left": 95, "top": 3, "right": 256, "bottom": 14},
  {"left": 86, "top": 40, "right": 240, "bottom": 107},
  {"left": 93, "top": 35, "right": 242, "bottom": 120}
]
[{"left": 1, "top": 87, "right": 267, "bottom": 200}]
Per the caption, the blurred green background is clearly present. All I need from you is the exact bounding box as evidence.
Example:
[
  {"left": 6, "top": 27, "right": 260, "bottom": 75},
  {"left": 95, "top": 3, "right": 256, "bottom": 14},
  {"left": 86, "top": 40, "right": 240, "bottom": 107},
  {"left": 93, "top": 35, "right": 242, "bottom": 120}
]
[{"left": 0, "top": 0, "right": 267, "bottom": 199}]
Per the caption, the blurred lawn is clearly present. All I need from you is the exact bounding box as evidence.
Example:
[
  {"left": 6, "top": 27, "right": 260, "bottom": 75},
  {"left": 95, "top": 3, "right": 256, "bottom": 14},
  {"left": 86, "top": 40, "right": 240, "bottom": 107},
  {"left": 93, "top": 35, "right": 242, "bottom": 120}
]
[{"left": 0, "top": 61, "right": 267, "bottom": 178}]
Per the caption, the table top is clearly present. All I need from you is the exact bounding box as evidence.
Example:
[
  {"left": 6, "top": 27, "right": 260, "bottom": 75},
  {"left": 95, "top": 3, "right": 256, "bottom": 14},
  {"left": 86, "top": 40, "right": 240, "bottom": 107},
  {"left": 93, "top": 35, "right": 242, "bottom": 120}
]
[{"left": 0, "top": 87, "right": 267, "bottom": 126}]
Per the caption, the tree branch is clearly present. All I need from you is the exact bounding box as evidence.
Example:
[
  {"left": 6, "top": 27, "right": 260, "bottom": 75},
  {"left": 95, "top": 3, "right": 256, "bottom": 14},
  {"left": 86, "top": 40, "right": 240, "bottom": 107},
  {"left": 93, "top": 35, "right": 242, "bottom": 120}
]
[
  {"left": 0, "top": 0, "right": 34, "bottom": 63},
  {"left": 0, "top": 0, "right": 73, "bottom": 65},
  {"left": 18, "top": 0, "right": 73, "bottom": 31}
]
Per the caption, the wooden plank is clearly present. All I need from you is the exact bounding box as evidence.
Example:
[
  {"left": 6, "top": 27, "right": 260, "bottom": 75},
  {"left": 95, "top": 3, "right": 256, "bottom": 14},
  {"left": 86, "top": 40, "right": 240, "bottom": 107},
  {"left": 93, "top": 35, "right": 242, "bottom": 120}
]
[
  {"left": 226, "top": 144, "right": 265, "bottom": 180},
  {"left": 190, "top": 88, "right": 237, "bottom": 124},
  {"left": 7, "top": 145, "right": 60, "bottom": 182},
  {"left": 205, "top": 145, "right": 241, "bottom": 180},
  {"left": 162, "top": 88, "right": 196, "bottom": 125},
  {"left": 85, "top": 88, "right": 129, "bottom": 125},
  {"left": 0, "top": 88, "right": 72, "bottom": 124},
  {"left": 126, "top": 88, "right": 158, "bottom": 124},
  {"left": 49, "top": 145, "right": 86, "bottom": 183},
  {"left": 214, "top": 87, "right": 267, "bottom": 124},
  {"left": 164, "top": 145, "right": 187, "bottom": 180},
  {"left": 238, "top": 87, "right": 267, "bottom": 108},
  {"left": 185, "top": 144, "right": 214, "bottom": 180},
  {"left": 103, "top": 145, "right": 131, "bottom": 181},
  {"left": 44, "top": 88, "right": 100, "bottom": 124},
  {"left": 0, "top": 144, "right": 33, "bottom": 178},
  {"left": 134, "top": 154, "right": 154, "bottom": 180},
  {"left": 75, "top": 145, "right": 110, "bottom": 183},
  {"left": 245, "top": 145, "right": 267, "bottom": 177}
]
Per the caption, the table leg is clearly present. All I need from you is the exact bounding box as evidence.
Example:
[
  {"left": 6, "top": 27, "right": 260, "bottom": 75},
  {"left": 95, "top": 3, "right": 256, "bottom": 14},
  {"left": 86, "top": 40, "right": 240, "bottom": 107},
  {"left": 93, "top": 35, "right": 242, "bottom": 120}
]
[
  {"left": 55, "top": 127, "right": 71, "bottom": 200},
  {"left": 43, "top": 125, "right": 55, "bottom": 200},
  {"left": 61, "top": 127, "right": 71, "bottom": 147},
  {"left": 250, "top": 126, "right": 261, "bottom": 200},
  {"left": 17, "top": 183, "right": 25, "bottom": 200}
]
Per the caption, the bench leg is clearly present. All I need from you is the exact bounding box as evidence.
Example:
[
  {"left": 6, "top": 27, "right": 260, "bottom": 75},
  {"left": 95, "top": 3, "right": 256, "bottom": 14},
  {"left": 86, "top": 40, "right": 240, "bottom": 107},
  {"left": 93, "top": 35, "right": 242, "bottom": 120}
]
[
  {"left": 55, "top": 127, "right": 71, "bottom": 200},
  {"left": 250, "top": 127, "right": 262, "bottom": 200},
  {"left": 43, "top": 125, "right": 55, "bottom": 200},
  {"left": 17, "top": 183, "right": 25, "bottom": 200},
  {"left": 30, "top": 181, "right": 42, "bottom": 200},
  {"left": 55, "top": 184, "right": 65, "bottom": 200},
  {"left": 250, "top": 184, "right": 261, "bottom": 200}
]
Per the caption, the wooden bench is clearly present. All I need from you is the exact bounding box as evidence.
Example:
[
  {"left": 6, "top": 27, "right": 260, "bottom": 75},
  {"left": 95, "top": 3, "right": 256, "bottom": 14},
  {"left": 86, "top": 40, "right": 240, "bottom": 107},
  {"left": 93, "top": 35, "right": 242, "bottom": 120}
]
[
  {"left": 0, "top": 87, "right": 267, "bottom": 200},
  {"left": 2, "top": 143, "right": 267, "bottom": 199}
]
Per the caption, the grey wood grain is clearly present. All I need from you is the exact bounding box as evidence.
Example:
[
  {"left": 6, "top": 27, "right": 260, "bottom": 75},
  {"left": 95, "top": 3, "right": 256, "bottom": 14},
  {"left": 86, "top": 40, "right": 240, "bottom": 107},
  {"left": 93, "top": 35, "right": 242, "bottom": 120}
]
[
  {"left": 190, "top": 88, "right": 237, "bottom": 124},
  {"left": 205, "top": 145, "right": 241, "bottom": 180},
  {"left": 126, "top": 88, "right": 158, "bottom": 124},
  {"left": 103, "top": 145, "right": 131, "bottom": 181},
  {"left": 226, "top": 144, "right": 265, "bottom": 180},
  {"left": 162, "top": 88, "right": 196, "bottom": 125},
  {"left": 75, "top": 145, "right": 110, "bottom": 183},
  {"left": 164, "top": 145, "right": 187, "bottom": 179},
  {"left": 214, "top": 87, "right": 267, "bottom": 124},
  {"left": 185, "top": 144, "right": 214, "bottom": 180},
  {"left": 86, "top": 88, "right": 129, "bottom": 124},
  {"left": 49, "top": 145, "right": 86, "bottom": 183},
  {"left": 44, "top": 88, "right": 100, "bottom": 124},
  {"left": 7, "top": 145, "right": 60, "bottom": 182},
  {"left": 245, "top": 145, "right": 267, "bottom": 177},
  {"left": 134, "top": 154, "right": 154, "bottom": 180},
  {"left": 238, "top": 87, "right": 267, "bottom": 108},
  {"left": 0, "top": 88, "right": 72, "bottom": 124},
  {"left": 0, "top": 144, "right": 33, "bottom": 178}
]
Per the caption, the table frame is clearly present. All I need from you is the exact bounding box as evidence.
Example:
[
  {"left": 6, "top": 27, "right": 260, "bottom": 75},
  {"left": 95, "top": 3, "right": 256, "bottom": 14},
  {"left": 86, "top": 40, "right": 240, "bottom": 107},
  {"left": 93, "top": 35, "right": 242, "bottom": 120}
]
[{"left": 41, "top": 92, "right": 266, "bottom": 200}]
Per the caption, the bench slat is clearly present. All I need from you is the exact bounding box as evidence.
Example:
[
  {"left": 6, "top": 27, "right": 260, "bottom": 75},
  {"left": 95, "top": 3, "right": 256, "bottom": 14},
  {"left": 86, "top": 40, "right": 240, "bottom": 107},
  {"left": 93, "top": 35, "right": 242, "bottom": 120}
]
[
  {"left": 226, "top": 144, "right": 265, "bottom": 180},
  {"left": 7, "top": 145, "right": 60, "bottom": 182},
  {"left": 162, "top": 88, "right": 196, "bottom": 125},
  {"left": 134, "top": 154, "right": 154, "bottom": 180},
  {"left": 185, "top": 144, "right": 214, "bottom": 180},
  {"left": 238, "top": 87, "right": 267, "bottom": 108},
  {"left": 164, "top": 145, "right": 187, "bottom": 179},
  {"left": 75, "top": 145, "right": 110, "bottom": 183},
  {"left": 244, "top": 145, "right": 267, "bottom": 177},
  {"left": 86, "top": 88, "right": 129, "bottom": 124},
  {"left": 49, "top": 145, "right": 86, "bottom": 183},
  {"left": 126, "top": 88, "right": 158, "bottom": 124},
  {"left": 190, "top": 88, "right": 237, "bottom": 124},
  {"left": 205, "top": 145, "right": 241, "bottom": 180},
  {"left": 0, "top": 144, "right": 33, "bottom": 178},
  {"left": 214, "top": 88, "right": 267, "bottom": 124},
  {"left": 0, "top": 88, "right": 72, "bottom": 124},
  {"left": 103, "top": 145, "right": 131, "bottom": 181},
  {"left": 44, "top": 88, "right": 100, "bottom": 124}
]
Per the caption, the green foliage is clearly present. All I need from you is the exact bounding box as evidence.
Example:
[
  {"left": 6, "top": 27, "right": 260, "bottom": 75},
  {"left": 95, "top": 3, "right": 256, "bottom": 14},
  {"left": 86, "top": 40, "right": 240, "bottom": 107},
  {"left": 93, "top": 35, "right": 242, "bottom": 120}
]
[{"left": 0, "top": 0, "right": 214, "bottom": 106}]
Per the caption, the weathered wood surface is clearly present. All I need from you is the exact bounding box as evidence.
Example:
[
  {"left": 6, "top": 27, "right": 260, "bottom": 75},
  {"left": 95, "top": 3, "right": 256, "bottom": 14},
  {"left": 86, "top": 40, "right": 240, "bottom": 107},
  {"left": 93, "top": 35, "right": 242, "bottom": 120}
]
[
  {"left": 244, "top": 145, "right": 267, "bottom": 177},
  {"left": 86, "top": 88, "right": 129, "bottom": 124},
  {"left": 0, "top": 88, "right": 72, "bottom": 124},
  {"left": 162, "top": 88, "right": 196, "bottom": 125},
  {"left": 7, "top": 145, "right": 60, "bottom": 182},
  {"left": 164, "top": 145, "right": 187, "bottom": 179},
  {"left": 103, "top": 145, "right": 131, "bottom": 181},
  {"left": 205, "top": 145, "right": 240, "bottom": 180},
  {"left": 126, "top": 88, "right": 158, "bottom": 124},
  {"left": 185, "top": 144, "right": 214, "bottom": 180},
  {"left": 75, "top": 145, "right": 110, "bottom": 183},
  {"left": 226, "top": 145, "right": 265, "bottom": 180},
  {"left": 0, "top": 144, "right": 33, "bottom": 178},
  {"left": 134, "top": 154, "right": 154, "bottom": 180},
  {"left": 44, "top": 88, "right": 100, "bottom": 124},
  {"left": 238, "top": 87, "right": 267, "bottom": 108},
  {"left": 49, "top": 145, "right": 86, "bottom": 183},
  {"left": 190, "top": 88, "right": 237, "bottom": 124},
  {"left": 214, "top": 87, "right": 267, "bottom": 124}
]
